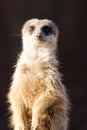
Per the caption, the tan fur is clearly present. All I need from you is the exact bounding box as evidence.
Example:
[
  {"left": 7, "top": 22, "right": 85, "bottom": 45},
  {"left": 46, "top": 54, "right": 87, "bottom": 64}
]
[{"left": 7, "top": 19, "right": 70, "bottom": 130}]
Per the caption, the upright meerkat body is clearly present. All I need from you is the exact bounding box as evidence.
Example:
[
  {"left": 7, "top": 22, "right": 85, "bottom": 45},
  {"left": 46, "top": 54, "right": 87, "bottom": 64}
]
[{"left": 7, "top": 19, "right": 70, "bottom": 130}]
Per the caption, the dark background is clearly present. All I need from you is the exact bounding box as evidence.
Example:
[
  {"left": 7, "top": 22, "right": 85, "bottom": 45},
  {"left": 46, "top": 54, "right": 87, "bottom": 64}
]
[{"left": 0, "top": 0, "right": 87, "bottom": 130}]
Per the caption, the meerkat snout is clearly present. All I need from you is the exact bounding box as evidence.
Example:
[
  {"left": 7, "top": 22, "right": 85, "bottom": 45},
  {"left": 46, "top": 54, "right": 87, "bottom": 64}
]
[{"left": 35, "top": 32, "right": 43, "bottom": 41}]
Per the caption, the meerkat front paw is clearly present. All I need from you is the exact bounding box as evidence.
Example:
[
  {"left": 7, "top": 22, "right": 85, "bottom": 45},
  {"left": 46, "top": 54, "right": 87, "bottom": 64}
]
[
  {"left": 31, "top": 110, "right": 42, "bottom": 130},
  {"left": 31, "top": 115, "right": 40, "bottom": 130},
  {"left": 31, "top": 112, "right": 51, "bottom": 130},
  {"left": 31, "top": 125, "right": 39, "bottom": 130}
]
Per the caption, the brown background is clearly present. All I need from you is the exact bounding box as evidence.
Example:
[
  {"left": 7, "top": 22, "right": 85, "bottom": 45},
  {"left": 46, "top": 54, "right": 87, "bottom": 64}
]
[{"left": 0, "top": 0, "right": 87, "bottom": 130}]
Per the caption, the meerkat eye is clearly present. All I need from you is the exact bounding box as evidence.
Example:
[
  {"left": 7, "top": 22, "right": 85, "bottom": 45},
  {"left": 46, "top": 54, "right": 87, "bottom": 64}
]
[
  {"left": 42, "top": 26, "right": 52, "bottom": 36},
  {"left": 29, "top": 25, "right": 35, "bottom": 32}
]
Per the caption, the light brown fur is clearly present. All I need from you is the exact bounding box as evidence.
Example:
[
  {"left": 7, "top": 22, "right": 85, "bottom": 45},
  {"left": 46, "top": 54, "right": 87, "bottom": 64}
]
[{"left": 7, "top": 19, "right": 70, "bottom": 130}]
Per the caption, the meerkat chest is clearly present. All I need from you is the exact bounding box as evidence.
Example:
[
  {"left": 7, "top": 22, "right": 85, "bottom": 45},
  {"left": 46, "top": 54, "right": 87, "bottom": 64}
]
[
  {"left": 20, "top": 60, "right": 46, "bottom": 105},
  {"left": 21, "top": 60, "right": 45, "bottom": 79}
]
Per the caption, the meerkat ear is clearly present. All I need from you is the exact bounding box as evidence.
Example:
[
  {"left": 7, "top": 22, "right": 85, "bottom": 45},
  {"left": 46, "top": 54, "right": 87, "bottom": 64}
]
[{"left": 52, "top": 23, "right": 59, "bottom": 37}]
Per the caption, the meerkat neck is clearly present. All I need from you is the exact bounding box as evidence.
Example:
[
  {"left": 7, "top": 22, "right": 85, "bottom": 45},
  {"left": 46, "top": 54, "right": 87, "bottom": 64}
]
[{"left": 22, "top": 46, "right": 57, "bottom": 63}]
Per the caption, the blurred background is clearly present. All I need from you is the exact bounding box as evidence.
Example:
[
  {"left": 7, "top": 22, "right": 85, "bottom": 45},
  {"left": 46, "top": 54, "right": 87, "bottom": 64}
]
[{"left": 0, "top": 0, "right": 87, "bottom": 130}]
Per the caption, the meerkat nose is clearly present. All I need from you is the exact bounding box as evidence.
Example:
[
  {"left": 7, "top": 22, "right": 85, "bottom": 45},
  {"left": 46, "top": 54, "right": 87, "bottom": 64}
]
[
  {"left": 36, "top": 34, "right": 43, "bottom": 41},
  {"left": 36, "top": 35, "right": 41, "bottom": 39}
]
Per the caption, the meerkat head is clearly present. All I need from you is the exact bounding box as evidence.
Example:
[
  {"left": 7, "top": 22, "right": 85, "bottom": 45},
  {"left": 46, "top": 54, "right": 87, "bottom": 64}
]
[{"left": 22, "top": 19, "right": 59, "bottom": 54}]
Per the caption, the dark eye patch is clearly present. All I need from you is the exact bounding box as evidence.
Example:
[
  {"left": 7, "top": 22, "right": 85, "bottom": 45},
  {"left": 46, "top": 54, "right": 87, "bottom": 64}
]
[
  {"left": 42, "top": 26, "right": 52, "bottom": 36},
  {"left": 29, "top": 25, "right": 35, "bottom": 33}
]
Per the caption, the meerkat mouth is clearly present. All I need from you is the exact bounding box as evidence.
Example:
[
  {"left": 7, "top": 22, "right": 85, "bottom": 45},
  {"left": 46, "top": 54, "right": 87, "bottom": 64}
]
[{"left": 35, "top": 37, "right": 47, "bottom": 44}]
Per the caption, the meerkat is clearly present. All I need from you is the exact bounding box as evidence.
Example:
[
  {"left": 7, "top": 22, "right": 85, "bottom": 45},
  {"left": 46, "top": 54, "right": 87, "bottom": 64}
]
[{"left": 7, "top": 19, "right": 70, "bottom": 130}]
